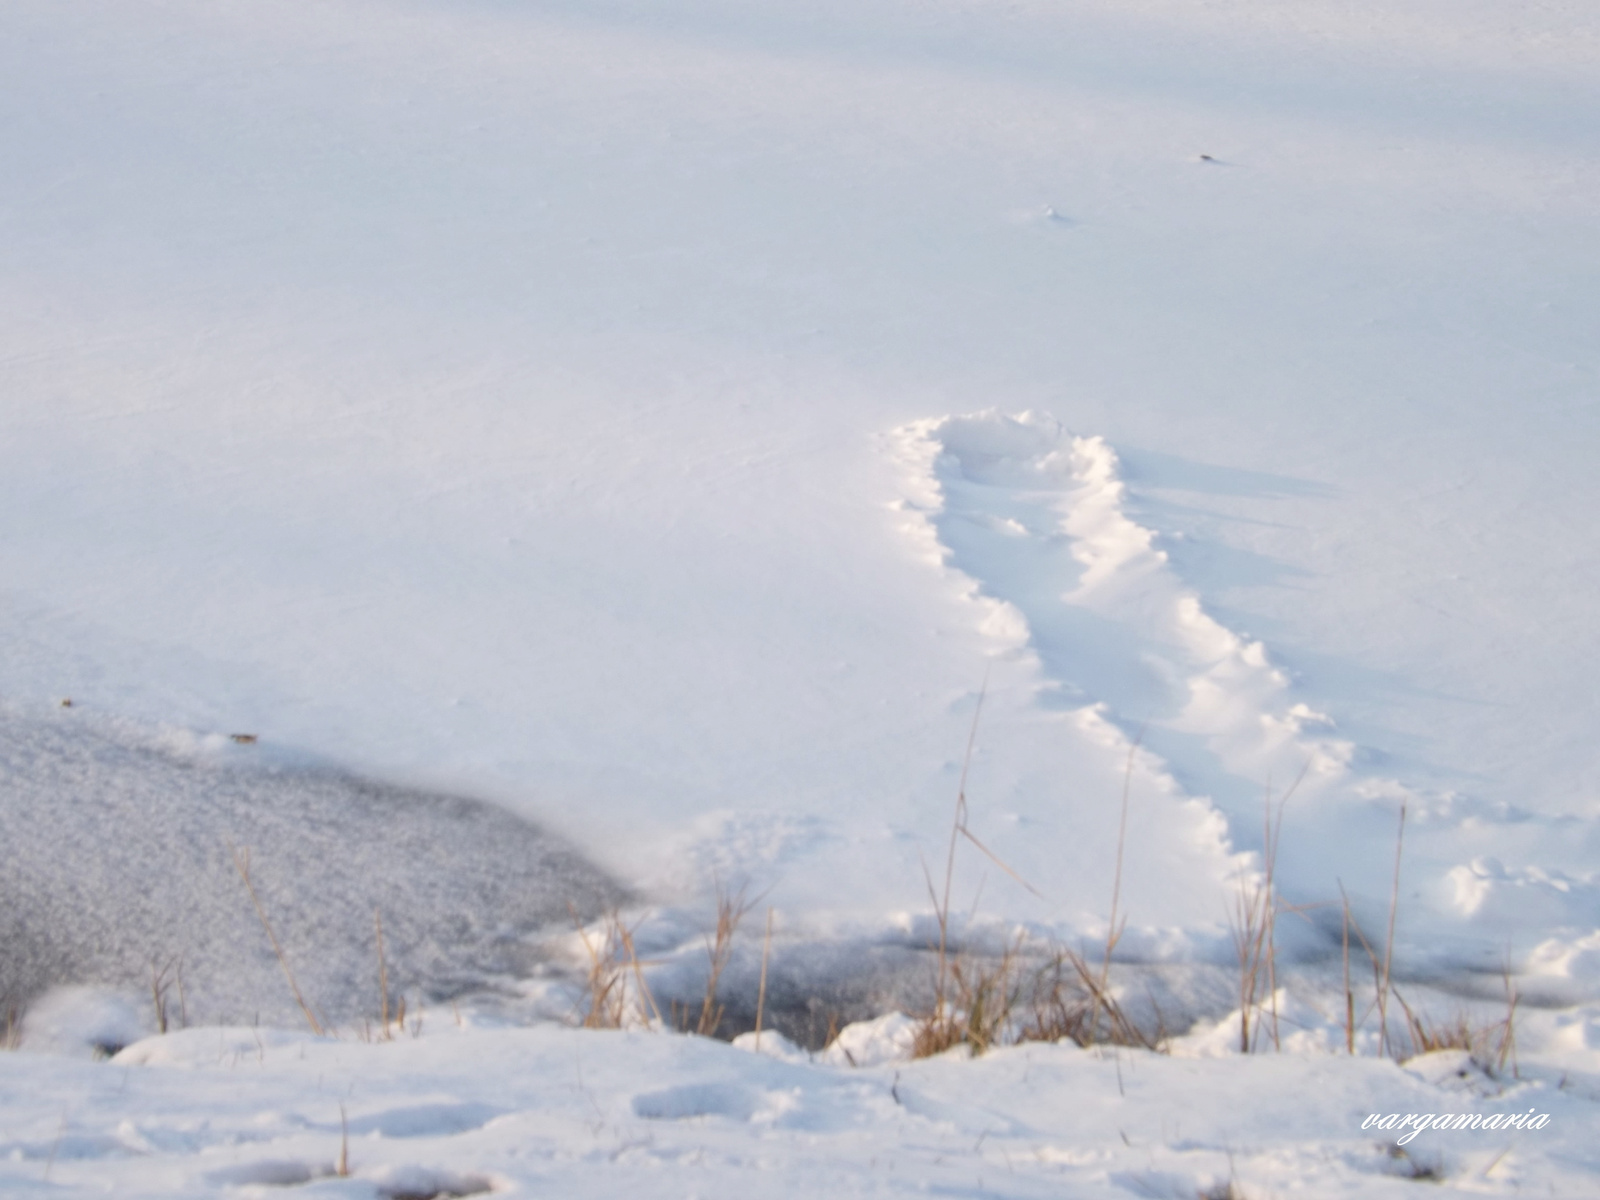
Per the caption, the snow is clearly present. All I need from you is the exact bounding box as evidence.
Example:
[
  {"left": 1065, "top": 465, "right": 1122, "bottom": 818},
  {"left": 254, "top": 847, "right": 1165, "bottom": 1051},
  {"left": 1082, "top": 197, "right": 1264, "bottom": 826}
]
[
  {"left": 3, "top": 0, "right": 1600, "bottom": 1190},
  {"left": 2, "top": 1013, "right": 1595, "bottom": 1198}
]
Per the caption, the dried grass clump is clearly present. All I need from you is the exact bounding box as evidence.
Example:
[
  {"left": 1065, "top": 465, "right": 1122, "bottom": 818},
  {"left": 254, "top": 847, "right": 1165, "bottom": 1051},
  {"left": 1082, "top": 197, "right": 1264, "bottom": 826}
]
[
  {"left": 912, "top": 937, "right": 1026, "bottom": 1058},
  {"left": 912, "top": 694, "right": 1163, "bottom": 1058},
  {"left": 1399, "top": 1009, "right": 1480, "bottom": 1056},
  {"left": 570, "top": 905, "right": 661, "bottom": 1030},
  {"left": 914, "top": 938, "right": 1163, "bottom": 1059},
  {"left": 1391, "top": 977, "right": 1518, "bottom": 1072},
  {"left": 1018, "top": 945, "right": 1162, "bottom": 1050}
]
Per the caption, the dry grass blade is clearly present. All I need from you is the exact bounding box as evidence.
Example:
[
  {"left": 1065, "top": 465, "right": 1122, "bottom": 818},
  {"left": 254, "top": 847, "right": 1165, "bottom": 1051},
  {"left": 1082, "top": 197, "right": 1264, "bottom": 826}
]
[
  {"left": 1333, "top": 801, "right": 1410, "bottom": 1059},
  {"left": 1230, "top": 871, "right": 1272, "bottom": 1053},
  {"left": 618, "top": 921, "right": 664, "bottom": 1027},
  {"left": 375, "top": 907, "right": 392, "bottom": 1040},
  {"left": 955, "top": 824, "right": 1046, "bottom": 900},
  {"left": 1090, "top": 733, "right": 1140, "bottom": 1046},
  {"left": 1379, "top": 799, "right": 1407, "bottom": 1059},
  {"left": 149, "top": 961, "right": 166, "bottom": 1035},
  {"left": 149, "top": 955, "right": 185, "bottom": 1035},
  {"left": 1337, "top": 879, "right": 1519, "bottom": 1066},
  {"left": 915, "top": 674, "right": 998, "bottom": 1055},
  {"left": 1339, "top": 880, "right": 1389, "bottom": 1050},
  {"left": 231, "top": 844, "right": 325, "bottom": 1037},
  {"left": 1341, "top": 888, "right": 1356, "bottom": 1054},
  {"left": 1225, "top": 767, "right": 1308, "bottom": 1053},
  {"left": 754, "top": 906, "right": 774, "bottom": 1052},
  {"left": 697, "top": 881, "right": 756, "bottom": 1037},
  {"left": 1496, "top": 957, "right": 1520, "bottom": 1077},
  {"left": 934, "top": 676, "right": 989, "bottom": 1031}
]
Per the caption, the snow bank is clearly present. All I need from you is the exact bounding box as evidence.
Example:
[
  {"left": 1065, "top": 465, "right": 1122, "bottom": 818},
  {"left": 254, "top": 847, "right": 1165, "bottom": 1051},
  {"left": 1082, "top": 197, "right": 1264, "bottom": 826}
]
[{"left": 1, "top": 1011, "right": 1595, "bottom": 1197}]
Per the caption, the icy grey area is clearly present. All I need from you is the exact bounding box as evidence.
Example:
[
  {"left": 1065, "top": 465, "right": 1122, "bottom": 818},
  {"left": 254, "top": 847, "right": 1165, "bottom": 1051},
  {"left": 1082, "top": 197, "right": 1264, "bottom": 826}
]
[{"left": 0, "top": 710, "right": 627, "bottom": 1029}]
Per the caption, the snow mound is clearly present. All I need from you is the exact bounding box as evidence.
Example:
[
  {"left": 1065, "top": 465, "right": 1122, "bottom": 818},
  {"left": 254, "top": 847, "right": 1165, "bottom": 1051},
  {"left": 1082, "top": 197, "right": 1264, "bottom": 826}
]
[{"left": 820, "top": 1011, "right": 919, "bottom": 1067}]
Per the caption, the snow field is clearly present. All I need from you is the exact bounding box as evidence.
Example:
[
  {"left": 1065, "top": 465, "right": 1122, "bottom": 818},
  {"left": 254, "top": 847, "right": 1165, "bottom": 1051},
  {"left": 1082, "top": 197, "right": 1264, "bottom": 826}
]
[
  {"left": 2, "top": 1010, "right": 1597, "bottom": 1198},
  {"left": 4, "top": 0, "right": 1598, "bottom": 971},
  {"left": 4, "top": 0, "right": 1600, "bottom": 1191}
]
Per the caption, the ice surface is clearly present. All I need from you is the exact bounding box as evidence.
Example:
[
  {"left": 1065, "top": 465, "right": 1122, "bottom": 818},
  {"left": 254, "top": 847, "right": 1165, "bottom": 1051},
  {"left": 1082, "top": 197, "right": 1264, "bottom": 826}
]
[{"left": 0, "top": 710, "right": 624, "bottom": 1025}]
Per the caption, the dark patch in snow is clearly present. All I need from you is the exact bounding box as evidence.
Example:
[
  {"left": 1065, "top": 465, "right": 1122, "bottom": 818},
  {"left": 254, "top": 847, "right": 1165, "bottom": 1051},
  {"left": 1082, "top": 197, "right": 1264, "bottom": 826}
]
[
  {"left": 375, "top": 1166, "right": 495, "bottom": 1199},
  {"left": 633, "top": 1082, "right": 757, "bottom": 1121},
  {"left": 206, "top": 1160, "right": 329, "bottom": 1187},
  {"left": 0, "top": 711, "right": 628, "bottom": 1026}
]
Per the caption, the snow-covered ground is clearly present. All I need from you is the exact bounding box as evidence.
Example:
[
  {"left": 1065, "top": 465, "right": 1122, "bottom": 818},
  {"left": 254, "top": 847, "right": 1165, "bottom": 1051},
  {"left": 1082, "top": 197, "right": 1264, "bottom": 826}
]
[
  {"left": 4, "top": 0, "right": 1599, "bottom": 1191},
  {"left": 4, "top": 1005, "right": 1599, "bottom": 1198}
]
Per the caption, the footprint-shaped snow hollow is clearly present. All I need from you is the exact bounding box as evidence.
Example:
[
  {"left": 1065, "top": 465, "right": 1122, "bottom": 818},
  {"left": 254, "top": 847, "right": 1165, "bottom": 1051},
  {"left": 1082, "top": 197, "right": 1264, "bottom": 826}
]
[{"left": 632, "top": 1082, "right": 758, "bottom": 1122}]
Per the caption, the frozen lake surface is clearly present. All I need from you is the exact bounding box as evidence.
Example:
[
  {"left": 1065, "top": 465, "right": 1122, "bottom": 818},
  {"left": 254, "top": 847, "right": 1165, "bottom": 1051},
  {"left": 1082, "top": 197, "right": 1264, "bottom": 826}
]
[{"left": 2, "top": 0, "right": 1598, "bottom": 1191}]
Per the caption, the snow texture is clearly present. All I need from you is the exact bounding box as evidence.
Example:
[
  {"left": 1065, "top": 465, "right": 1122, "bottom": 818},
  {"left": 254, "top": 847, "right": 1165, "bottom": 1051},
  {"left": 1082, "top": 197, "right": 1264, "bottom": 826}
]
[
  {"left": 0, "top": 710, "right": 626, "bottom": 1025},
  {"left": 3, "top": 0, "right": 1600, "bottom": 1190},
  {"left": 1, "top": 1014, "right": 1596, "bottom": 1197}
]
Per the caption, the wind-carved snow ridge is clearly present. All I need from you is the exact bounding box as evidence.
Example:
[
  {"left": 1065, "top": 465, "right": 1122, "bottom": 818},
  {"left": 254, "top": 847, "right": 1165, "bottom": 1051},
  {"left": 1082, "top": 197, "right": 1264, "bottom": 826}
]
[{"left": 891, "top": 411, "right": 1355, "bottom": 824}]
